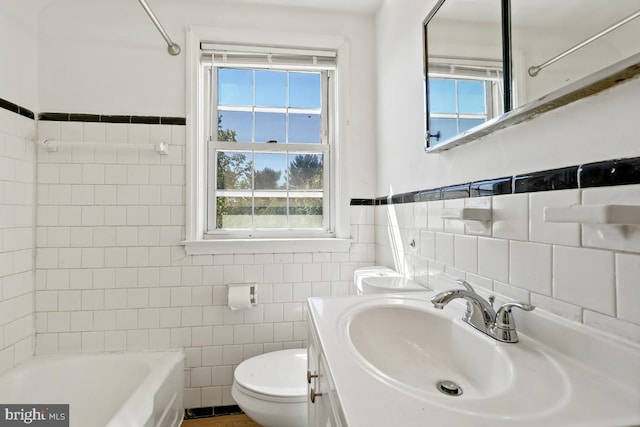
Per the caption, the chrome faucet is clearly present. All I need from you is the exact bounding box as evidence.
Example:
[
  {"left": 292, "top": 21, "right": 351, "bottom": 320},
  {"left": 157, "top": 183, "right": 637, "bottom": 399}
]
[{"left": 430, "top": 287, "right": 535, "bottom": 343}]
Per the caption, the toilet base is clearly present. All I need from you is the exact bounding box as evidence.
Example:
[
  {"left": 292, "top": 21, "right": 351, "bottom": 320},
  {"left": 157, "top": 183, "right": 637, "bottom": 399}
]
[{"left": 231, "top": 382, "right": 308, "bottom": 427}]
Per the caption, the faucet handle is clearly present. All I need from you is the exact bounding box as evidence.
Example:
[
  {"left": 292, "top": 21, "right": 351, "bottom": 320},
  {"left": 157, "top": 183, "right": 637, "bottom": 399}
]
[
  {"left": 495, "top": 302, "right": 535, "bottom": 330},
  {"left": 455, "top": 279, "right": 476, "bottom": 293}
]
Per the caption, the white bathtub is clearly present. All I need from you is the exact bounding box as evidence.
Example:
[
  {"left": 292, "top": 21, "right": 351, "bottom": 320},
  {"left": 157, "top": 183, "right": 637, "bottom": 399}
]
[{"left": 0, "top": 351, "right": 184, "bottom": 427}]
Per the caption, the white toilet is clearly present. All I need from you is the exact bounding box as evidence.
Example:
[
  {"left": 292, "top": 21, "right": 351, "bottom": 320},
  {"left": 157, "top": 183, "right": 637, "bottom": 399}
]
[
  {"left": 231, "top": 348, "right": 308, "bottom": 427},
  {"left": 231, "top": 267, "right": 426, "bottom": 427}
]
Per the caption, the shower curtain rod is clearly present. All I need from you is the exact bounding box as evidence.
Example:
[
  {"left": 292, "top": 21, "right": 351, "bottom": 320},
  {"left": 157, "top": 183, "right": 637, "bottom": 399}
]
[
  {"left": 528, "top": 9, "right": 640, "bottom": 77},
  {"left": 136, "top": 0, "right": 181, "bottom": 56}
]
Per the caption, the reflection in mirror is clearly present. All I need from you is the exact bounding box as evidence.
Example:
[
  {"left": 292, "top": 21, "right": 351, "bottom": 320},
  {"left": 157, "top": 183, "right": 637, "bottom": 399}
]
[
  {"left": 423, "top": 0, "right": 640, "bottom": 152},
  {"left": 511, "top": 1, "right": 640, "bottom": 107},
  {"left": 424, "top": 0, "right": 506, "bottom": 148}
]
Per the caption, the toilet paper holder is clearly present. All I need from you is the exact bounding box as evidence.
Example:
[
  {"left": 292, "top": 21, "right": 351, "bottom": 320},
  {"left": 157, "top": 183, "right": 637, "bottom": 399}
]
[
  {"left": 227, "top": 284, "right": 258, "bottom": 310},
  {"left": 249, "top": 285, "right": 257, "bottom": 305}
]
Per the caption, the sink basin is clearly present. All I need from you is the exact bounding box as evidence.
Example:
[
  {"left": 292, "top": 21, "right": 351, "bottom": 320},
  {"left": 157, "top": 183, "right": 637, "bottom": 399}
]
[
  {"left": 347, "top": 303, "right": 513, "bottom": 399},
  {"left": 313, "top": 293, "right": 640, "bottom": 425}
]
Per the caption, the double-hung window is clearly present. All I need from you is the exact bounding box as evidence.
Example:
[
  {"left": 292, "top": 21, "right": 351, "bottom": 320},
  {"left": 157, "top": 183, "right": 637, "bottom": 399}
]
[{"left": 201, "top": 43, "right": 336, "bottom": 239}]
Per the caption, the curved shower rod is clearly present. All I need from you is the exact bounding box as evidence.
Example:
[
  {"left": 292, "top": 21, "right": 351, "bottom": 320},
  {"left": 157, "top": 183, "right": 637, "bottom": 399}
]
[
  {"left": 136, "top": 0, "right": 181, "bottom": 56},
  {"left": 528, "top": 9, "right": 640, "bottom": 77}
]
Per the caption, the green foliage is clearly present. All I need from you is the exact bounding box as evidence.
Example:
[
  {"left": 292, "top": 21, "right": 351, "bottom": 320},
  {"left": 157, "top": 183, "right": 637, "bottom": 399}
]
[
  {"left": 217, "top": 152, "right": 251, "bottom": 190},
  {"left": 288, "top": 154, "right": 323, "bottom": 189},
  {"left": 216, "top": 116, "right": 249, "bottom": 228},
  {"left": 254, "top": 167, "right": 283, "bottom": 190},
  {"left": 215, "top": 119, "right": 325, "bottom": 228}
]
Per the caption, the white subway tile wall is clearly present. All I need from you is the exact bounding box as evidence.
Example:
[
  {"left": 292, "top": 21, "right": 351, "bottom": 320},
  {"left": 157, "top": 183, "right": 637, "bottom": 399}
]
[
  {"left": 4, "top": 112, "right": 637, "bottom": 406},
  {"left": 0, "top": 108, "right": 35, "bottom": 374},
  {"left": 34, "top": 121, "right": 375, "bottom": 408},
  {"left": 375, "top": 193, "right": 640, "bottom": 345}
]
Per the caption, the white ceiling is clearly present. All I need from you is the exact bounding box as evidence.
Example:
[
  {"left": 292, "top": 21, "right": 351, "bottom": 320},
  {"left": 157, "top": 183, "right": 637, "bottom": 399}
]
[
  {"left": 32, "top": 0, "right": 384, "bottom": 15},
  {"left": 226, "top": 0, "right": 383, "bottom": 14}
]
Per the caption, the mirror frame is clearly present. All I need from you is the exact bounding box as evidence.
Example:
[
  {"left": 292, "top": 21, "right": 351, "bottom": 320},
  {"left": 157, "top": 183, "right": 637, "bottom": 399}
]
[
  {"left": 423, "top": 1, "right": 640, "bottom": 153},
  {"left": 423, "top": 0, "right": 512, "bottom": 151}
]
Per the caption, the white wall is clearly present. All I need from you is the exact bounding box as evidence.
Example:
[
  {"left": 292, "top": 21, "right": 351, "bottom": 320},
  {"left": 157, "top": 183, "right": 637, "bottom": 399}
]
[
  {"left": 0, "top": 2, "right": 38, "bottom": 374},
  {"left": 376, "top": 0, "right": 640, "bottom": 194},
  {"left": 38, "top": 0, "right": 376, "bottom": 196},
  {"left": 0, "top": 110, "right": 36, "bottom": 375},
  {"left": 34, "top": 0, "right": 377, "bottom": 409},
  {"left": 0, "top": 1, "right": 40, "bottom": 109},
  {"left": 374, "top": 0, "right": 640, "bottom": 343}
]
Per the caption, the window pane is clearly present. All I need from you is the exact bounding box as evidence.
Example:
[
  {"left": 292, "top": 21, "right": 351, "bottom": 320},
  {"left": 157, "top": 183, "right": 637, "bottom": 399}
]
[
  {"left": 216, "top": 196, "right": 252, "bottom": 228},
  {"left": 458, "top": 80, "right": 486, "bottom": 114},
  {"left": 212, "top": 65, "right": 329, "bottom": 233},
  {"left": 254, "top": 197, "right": 287, "bottom": 228},
  {"left": 289, "top": 113, "right": 321, "bottom": 144},
  {"left": 218, "top": 68, "right": 252, "bottom": 106},
  {"left": 289, "top": 72, "right": 321, "bottom": 108},
  {"left": 429, "top": 79, "right": 457, "bottom": 113},
  {"left": 289, "top": 197, "right": 323, "bottom": 228},
  {"left": 216, "top": 151, "right": 252, "bottom": 190},
  {"left": 255, "top": 112, "right": 286, "bottom": 143},
  {"left": 430, "top": 118, "right": 458, "bottom": 143},
  {"left": 254, "top": 153, "right": 287, "bottom": 190},
  {"left": 255, "top": 70, "right": 286, "bottom": 107},
  {"left": 288, "top": 154, "right": 323, "bottom": 190},
  {"left": 459, "top": 118, "right": 485, "bottom": 133},
  {"left": 218, "top": 111, "right": 252, "bottom": 142}
]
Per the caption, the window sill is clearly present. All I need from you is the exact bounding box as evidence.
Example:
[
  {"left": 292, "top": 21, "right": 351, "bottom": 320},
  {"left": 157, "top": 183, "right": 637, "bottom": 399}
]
[{"left": 183, "top": 238, "right": 352, "bottom": 255}]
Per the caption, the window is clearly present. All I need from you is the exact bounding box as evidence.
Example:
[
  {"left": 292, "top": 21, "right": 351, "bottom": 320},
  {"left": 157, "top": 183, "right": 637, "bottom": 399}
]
[
  {"left": 427, "top": 60, "right": 503, "bottom": 144},
  {"left": 202, "top": 44, "right": 336, "bottom": 239}
]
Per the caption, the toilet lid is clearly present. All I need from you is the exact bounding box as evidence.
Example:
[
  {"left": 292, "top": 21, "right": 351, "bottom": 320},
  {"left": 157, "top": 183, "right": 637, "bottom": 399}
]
[
  {"left": 234, "top": 349, "right": 307, "bottom": 399},
  {"left": 360, "top": 276, "right": 428, "bottom": 293}
]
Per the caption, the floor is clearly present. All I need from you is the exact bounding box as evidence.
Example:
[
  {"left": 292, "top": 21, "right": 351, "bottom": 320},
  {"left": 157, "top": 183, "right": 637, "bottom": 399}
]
[{"left": 181, "top": 414, "right": 262, "bottom": 427}]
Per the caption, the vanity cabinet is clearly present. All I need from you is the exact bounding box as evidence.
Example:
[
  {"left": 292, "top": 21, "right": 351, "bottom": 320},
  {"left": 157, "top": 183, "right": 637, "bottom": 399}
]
[{"left": 307, "top": 315, "right": 345, "bottom": 427}]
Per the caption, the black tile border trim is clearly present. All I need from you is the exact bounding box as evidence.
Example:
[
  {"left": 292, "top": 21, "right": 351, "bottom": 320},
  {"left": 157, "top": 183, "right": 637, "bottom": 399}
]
[
  {"left": 349, "top": 198, "right": 376, "bottom": 206},
  {"left": 0, "top": 98, "right": 186, "bottom": 125},
  {"left": 350, "top": 156, "right": 640, "bottom": 206},
  {"left": 579, "top": 157, "right": 640, "bottom": 188},
  {"left": 514, "top": 166, "right": 579, "bottom": 193},
  {"left": 184, "top": 405, "right": 244, "bottom": 420},
  {"left": 39, "top": 112, "right": 186, "bottom": 125},
  {"left": 0, "top": 97, "right": 35, "bottom": 120}
]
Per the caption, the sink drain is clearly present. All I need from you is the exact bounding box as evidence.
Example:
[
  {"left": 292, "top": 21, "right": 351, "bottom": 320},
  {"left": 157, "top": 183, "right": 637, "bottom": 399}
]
[{"left": 436, "top": 380, "right": 463, "bottom": 396}]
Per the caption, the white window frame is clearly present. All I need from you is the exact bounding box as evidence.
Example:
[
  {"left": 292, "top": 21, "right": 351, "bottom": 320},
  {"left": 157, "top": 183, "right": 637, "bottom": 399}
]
[
  {"left": 426, "top": 57, "right": 503, "bottom": 147},
  {"left": 206, "top": 65, "right": 332, "bottom": 238},
  {"left": 184, "top": 27, "right": 352, "bottom": 254}
]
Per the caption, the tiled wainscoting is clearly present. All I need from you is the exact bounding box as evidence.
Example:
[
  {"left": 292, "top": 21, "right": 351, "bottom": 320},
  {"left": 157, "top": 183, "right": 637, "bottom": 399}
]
[
  {"left": 0, "top": 105, "right": 36, "bottom": 374},
  {"left": 374, "top": 182, "right": 640, "bottom": 344},
  {"left": 33, "top": 118, "right": 375, "bottom": 407}
]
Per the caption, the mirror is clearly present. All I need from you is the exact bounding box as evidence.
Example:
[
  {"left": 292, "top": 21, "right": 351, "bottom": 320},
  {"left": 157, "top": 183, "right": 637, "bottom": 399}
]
[
  {"left": 510, "top": 1, "right": 640, "bottom": 107},
  {"left": 423, "top": 0, "right": 509, "bottom": 148},
  {"left": 424, "top": 0, "right": 640, "bottom": 151}
]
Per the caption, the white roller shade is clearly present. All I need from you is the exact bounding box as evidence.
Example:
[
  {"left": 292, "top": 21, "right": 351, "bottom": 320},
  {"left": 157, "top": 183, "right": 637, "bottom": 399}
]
[{"left": 200, "top": 42, "right": 337, "bottom": 69}]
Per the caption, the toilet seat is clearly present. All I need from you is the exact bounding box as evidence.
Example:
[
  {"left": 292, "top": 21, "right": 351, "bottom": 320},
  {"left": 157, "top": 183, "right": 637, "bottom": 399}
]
[{"left": 233, "top": 349, "right": 307, "bottom": 403}]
